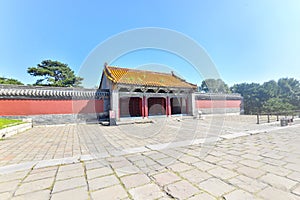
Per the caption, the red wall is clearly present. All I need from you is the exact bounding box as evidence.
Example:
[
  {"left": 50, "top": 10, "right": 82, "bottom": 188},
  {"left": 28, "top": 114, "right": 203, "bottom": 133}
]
[
  {"left": 0, "top": 99, "right": 104, "bottom": 116},
  {"left": 196, "top": 100, "right": 241, "bottom": 109}
]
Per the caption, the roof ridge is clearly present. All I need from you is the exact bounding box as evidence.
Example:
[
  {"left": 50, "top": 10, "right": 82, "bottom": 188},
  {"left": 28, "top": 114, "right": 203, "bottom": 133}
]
[
  {"left": 107, "top": 66, "right": 172, "bottom": 76},
  {"left": 104, "top": 65, "right": 117, "bottom": 82},
  {"left": 106, "top": 65, "right": 197, "bottom": 88}
]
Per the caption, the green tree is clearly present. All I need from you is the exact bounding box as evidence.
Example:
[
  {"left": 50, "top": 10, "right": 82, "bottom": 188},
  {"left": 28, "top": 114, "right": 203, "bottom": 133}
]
[
  {"left": 262, "top": 98, "right": 295, "bottom": 113},
  {"left": 231, "top": 83, "right": 262, "bottom": 114},
  {"left": 0, "top": 77, "right": 24, "bottom": 85},
  {"left": 27, "top": 60, "right": 83, "bottom": 87},
  {"left": 277, "top": 78, "right": 300, "bottom": 109},
  {"left": 261, "top": 80, "right": 279, "bottom": 99},
  {"left": 231, "top": 78, "right": 300, "bottom": 114},
  {"left": 200, "top": 79, "right": 230, "bottom": 93}
]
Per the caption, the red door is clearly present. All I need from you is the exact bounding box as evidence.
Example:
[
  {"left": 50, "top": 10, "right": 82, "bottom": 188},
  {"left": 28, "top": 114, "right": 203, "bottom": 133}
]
[
  {"left": 129, "top": 97, "right": 142, "bottom": 117},
  {"left": 148, "top": 97, "right": 166, "bottom": 116}
]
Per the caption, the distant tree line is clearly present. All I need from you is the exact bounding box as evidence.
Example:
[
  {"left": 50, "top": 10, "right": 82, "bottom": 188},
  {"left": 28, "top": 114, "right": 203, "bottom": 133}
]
[
  {"left": 200, "top": 78, "right": 300, "bottom": 114},
  {"left": 1, "top": 60, "right": 83, "bottom": 87},
  {"left": 231, "top": 78, "right": 300, "bottom": 114},
  {"left": 0, "top": 77, "right": 24, "bottom": 85},
  {"left": 199, "top": 79, "right": 230, "bottom": 93}
]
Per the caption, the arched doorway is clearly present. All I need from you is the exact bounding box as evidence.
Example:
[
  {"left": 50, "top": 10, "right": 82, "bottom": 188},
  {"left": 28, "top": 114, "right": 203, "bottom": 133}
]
[
  {"left": 148, "top": 97, "right": 166, "bottom": 116},
  {"left": 171, "top": 97, "right": 187, "bottom": 115},
  {"left": 120, "top": 97, "right": 142, "bottom": 117}
]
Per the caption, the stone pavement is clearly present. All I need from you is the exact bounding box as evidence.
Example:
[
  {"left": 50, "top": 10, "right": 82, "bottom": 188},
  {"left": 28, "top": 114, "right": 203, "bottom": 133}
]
[{"left": 0, "top": 116, "right": 299, "bottom": 199}]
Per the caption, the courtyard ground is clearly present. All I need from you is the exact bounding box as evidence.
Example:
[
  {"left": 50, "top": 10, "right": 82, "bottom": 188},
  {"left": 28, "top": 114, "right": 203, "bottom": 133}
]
[{"left": 0, "top": 115, "right": 299, "bottom": 200}]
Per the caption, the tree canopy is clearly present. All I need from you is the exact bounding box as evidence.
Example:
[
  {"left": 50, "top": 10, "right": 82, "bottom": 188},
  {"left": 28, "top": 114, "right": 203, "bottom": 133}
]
[
  {"left": 27, "top": 60, "right": 83, "bottom": 87},
  {"left": 262, "top": 98, "right": 295, "bottom": 114},
  {"left": 200, "top": 79, "right": 230, "bottom": 93},
  {"left": 0, "top": 77, "right": 24, "bottom": 85},
  {"left": 231, "top": 78, "right": 300, "bottom": 114}
]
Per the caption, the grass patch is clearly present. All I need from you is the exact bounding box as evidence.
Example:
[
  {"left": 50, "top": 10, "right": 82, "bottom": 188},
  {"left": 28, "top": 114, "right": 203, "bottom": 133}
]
[{"left": 0, "top": 118, "right": 24, "bottom": 130}]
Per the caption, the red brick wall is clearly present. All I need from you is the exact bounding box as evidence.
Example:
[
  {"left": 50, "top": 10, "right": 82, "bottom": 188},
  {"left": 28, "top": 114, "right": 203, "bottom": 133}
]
[
  {"left": 196, "top": 100, "right": 241, "bottom": 109},
  {"left": 0, "top": 99, "right": 104, "bottom": 116}
]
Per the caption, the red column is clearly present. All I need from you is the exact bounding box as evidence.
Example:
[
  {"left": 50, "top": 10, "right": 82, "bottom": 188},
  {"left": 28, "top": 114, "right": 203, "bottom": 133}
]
[
  {"left": 186, "top": 97, "right": 188, "bottom": 114},
  {"left": 180, "top": 97, "right": 182, "bottom": 113},
  {"left": 162, "top": 98, "right": 165, "bottom": 115},
  {"left": 141, "top": 97, "right": 145, "bottom": 117},
  {"left": 144, "top": 96, "right": 148, "bottom": 118},
  {"left": 118, "top": 98, "right": 120, "bottom": 119},
  {"left": 165, "top": 97, "right": 168, "bottom": 116},
  {"left": 167, "top": 97, "right": 171, "bottom": 116}
]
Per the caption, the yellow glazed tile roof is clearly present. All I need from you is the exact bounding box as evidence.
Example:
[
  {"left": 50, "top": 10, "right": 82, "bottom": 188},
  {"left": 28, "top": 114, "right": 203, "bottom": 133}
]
[{"left": 105, "top": 66, "right": 196, "bottom": 88}]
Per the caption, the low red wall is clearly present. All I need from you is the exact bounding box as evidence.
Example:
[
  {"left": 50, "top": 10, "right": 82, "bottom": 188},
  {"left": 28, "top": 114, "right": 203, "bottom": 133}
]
[
  {"left": 196, "top": 100, "right": 241, "bottom": 109},
  {"left": 0, "top": 99, "right": 104, "bottom": 116}
]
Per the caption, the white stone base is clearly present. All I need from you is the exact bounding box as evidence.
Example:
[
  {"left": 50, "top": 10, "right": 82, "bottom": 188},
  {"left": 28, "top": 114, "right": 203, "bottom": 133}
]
[{"left": 0, "top": 121, "right": 32, "bottom": 138}]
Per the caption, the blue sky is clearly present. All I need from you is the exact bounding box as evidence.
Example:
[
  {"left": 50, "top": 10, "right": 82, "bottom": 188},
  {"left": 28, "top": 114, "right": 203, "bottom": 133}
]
[{"left": 1, "top": 0, "right": 299, "bottom": 88}]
